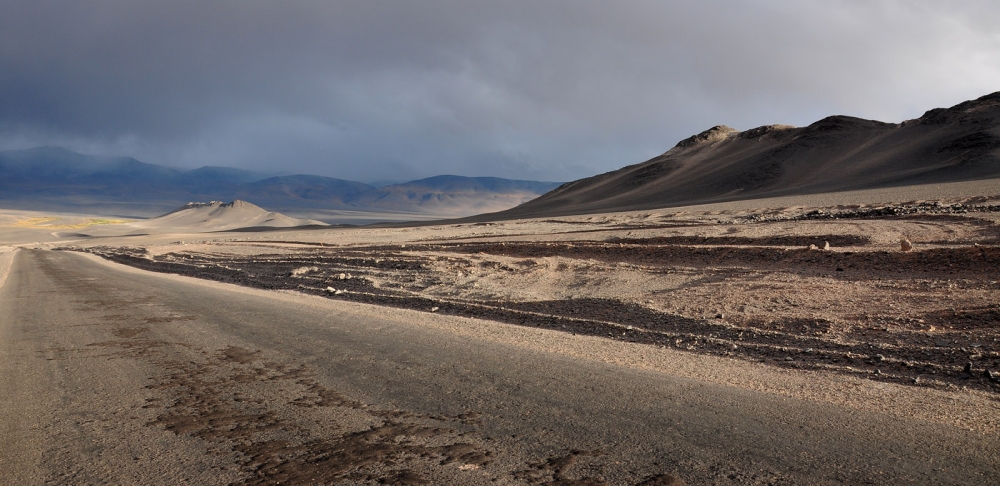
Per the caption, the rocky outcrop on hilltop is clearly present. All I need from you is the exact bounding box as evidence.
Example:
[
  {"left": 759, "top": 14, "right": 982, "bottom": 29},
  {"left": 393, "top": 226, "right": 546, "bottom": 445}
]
[{"left": 675, "top": 125, "right": 738, "bottom": 148}]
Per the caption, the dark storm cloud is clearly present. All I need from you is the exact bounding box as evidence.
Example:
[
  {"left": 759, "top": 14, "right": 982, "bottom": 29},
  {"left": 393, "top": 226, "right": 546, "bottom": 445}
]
[{"left": 2, "top": 1, "right": 999, "bottom": 182}]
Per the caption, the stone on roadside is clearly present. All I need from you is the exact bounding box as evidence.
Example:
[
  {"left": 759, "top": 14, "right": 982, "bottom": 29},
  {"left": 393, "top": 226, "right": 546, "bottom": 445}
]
[
  {"left": 808, "top": 244, "right": 818, "bottom": 250},
  {"left": 291, "top": 266, "right": 319, "bottom": 276},
  {"left": 900, "top": 238, "right": 913, "bottom": 251},
  {"left": 822, "top": 241, "right": 830, "bottom": 250}
]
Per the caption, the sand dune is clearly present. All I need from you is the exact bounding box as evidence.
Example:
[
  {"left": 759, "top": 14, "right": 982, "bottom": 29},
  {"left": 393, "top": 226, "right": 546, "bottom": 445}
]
[
  {"left": 497, "top": 91, "right": 1000, "bottom": 219},
  {"left": 135, "top": 200, "right": 326, "bottom": 232},
  {"left": 47, "top": 199, "right": 327, "bottom": 238}
]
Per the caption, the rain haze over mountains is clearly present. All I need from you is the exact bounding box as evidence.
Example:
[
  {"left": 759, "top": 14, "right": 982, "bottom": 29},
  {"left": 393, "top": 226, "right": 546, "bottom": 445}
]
[
  {"left": 0, "top": 146, "right": 560, "bottom": 219},
  {"left": 2, "top": 1, "right": 1000, "bottom": 187}
]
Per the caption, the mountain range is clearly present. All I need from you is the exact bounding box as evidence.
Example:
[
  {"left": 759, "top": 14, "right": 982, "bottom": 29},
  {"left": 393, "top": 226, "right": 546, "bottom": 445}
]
[
  {"left": 6, "top": 92, "right": 1000, "bottom": 224},
  {"left": 0, "top": 146, "right": 561, "bottom": 219},
  {"left": 495, "top": 91, "right": 1000, "bottom": 219}
]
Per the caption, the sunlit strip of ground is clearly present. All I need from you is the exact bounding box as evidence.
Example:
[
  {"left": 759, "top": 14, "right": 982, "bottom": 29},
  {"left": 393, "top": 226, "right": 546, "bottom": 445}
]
[{"left": 9, "top": 216, "right": 133, "bottom": 229}]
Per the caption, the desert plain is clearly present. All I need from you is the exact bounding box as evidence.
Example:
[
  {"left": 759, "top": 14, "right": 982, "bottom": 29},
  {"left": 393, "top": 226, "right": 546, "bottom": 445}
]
[{"left": 2, "top": 178, "right": 1000, "bottom": 484}]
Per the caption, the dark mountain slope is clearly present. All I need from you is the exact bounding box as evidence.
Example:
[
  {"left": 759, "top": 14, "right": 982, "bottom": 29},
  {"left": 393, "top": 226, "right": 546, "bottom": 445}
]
[
  {"left": 177, "top": 166, "right": 269, "bottom": 194},
  {"left": 345, "top": 176, "right": 562, "bottom": 215},
  {"left": 233, "top": 175, "right": 376, "bottom": 209},
  {"left": 496, "top": 91, "right": 1000, "bottom": 219}
]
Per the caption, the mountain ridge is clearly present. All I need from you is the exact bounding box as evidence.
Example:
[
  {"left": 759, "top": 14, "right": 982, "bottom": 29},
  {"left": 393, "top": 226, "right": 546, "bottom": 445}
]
[
  {"left": 0, "top": 148, "right": 562, "bottom": 219},
  {"left": 491, "top": 91, "right": 1000, "bottom": 219}
]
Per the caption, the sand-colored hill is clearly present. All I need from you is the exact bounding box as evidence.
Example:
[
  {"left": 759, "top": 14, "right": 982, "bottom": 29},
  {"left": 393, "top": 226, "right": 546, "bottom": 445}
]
[
  {"left": 65, "top": 200, "right": 327, "bottom": 238},
  {"left": 137, "top": 200, "right": 325, "bottom": 232},
  {"left": 498, "top": 91, "right": 1000, "bottom": 219}
]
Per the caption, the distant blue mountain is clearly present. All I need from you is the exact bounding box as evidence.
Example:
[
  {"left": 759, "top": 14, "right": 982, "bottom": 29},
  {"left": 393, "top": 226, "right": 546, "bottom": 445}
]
[
  {"left": 0, "top": 147, "right": 562, "bottom": 217},
  {"left": 0, "top": 146, "right": 184, "bottom": 198},
  {"left": 178, "top": 166, "right": 270, "bottom": 193},
  {"left": 234, "top": 175, "right": 376, "bottom": 208},
  {"left": 390, "top": 175, "right": 561, "bottom": 194},
  {"left": 347, "top": 175, "right": 562, "bottom": 213}
]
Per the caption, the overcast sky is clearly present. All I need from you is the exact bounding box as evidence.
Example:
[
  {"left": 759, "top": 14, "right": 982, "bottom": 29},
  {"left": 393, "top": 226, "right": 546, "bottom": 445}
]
[{"left": 2, "top": 1, "right": 999, "bottom": 183}]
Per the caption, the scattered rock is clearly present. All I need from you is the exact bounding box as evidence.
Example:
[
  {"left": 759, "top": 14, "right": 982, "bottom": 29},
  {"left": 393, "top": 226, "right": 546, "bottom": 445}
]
[
  {"left": 822, "top": 241, "right": 831, "bottom": 250},
  {"left": 430, "top": 306, "right": 440, "bottom": 312},
  {"left": 715, "top": 313, "right": 724, "bottom": 319},
  {"left": 325, "top": 286, "right": 336, "bottom": 293},
  {"left": 336, "top": 273, "right": 348, "bottom": 280},
  {"left": 636, "top": 473, "right": 685, "bottom": 486},
  {"left": 900, "top": 238, "right": 913, "bottom": 251},
  {"left": 964, "top": 362, "right": 973, "bottom": 374},
  {"left": 291, "top": 266, "right": 319, "bottom": 276},
  {"left": 808, "top": 244, "right": 818, "bottom": 250}
]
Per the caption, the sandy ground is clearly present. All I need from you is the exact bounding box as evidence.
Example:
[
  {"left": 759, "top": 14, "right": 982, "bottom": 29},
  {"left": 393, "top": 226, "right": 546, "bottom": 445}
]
[
  {"left": 11, "top": 249, "right": 998, "bottom": 484},
  {"left": 0, "top": 209, "right": 136, "bottom": 245},
  {"left": 6, "top": 178, "right": 1000, "bottom": 438}
]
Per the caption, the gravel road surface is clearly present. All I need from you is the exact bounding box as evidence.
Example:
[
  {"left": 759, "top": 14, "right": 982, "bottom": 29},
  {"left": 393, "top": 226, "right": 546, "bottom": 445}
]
[{"left": 1, "top": 249, "right": 998, "bottom": 484}]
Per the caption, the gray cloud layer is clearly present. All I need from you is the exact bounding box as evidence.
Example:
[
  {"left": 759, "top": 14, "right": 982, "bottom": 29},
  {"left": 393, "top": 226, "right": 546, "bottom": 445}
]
[{"left": 2, "top": 1, "right": 999, "bottom": 182}]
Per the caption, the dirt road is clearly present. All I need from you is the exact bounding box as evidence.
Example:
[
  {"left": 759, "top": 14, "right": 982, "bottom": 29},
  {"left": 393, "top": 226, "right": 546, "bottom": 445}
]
[{"left": 1, "top": 249, "right": 998, "bottom": 484}]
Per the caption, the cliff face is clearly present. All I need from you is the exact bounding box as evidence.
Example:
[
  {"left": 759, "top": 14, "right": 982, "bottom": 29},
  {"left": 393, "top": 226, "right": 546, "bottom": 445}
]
[{"left": 498, "top": 92, "right": 1000, "bottom": 219}]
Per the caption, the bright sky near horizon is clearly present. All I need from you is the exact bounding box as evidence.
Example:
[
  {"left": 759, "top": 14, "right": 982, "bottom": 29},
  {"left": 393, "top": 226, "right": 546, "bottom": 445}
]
[{"left": 2, "top": 1, "right": 999, "bottom": 183}]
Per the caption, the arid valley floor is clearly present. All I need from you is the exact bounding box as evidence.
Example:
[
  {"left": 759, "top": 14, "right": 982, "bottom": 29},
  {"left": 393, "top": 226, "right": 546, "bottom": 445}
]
[{"left": 2, "top": 179, "right": 1000, "bottom": 484}]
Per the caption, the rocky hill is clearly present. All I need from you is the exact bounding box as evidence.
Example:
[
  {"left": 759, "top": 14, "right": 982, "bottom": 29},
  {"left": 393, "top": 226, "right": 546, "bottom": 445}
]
[{"left": 495, "top": 91, "right": 1000, "bottom": 218}]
